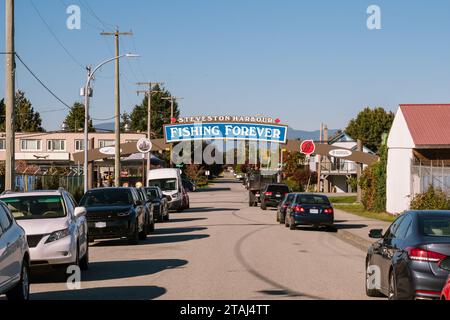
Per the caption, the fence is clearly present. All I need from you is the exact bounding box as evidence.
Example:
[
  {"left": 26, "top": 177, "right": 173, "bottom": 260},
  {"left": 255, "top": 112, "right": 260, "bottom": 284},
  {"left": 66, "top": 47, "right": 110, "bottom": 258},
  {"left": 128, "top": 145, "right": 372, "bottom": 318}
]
[{"left": 411, "top": 159, "right": 450, "bottom": 197}]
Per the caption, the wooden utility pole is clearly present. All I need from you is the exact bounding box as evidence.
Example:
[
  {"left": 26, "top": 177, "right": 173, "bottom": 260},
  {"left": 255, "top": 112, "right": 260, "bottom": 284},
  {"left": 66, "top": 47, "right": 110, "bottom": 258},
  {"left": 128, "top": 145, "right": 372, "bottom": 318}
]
[
  {"left": 5, "top": 0, "right": 15, "bottom": 190},
  {"left": 162, "top": 96, "right": 183, "bottom": 167},
  {"left": 101, "top": 28, "right": 133, "bottom": 187},
  {"left": 317, "top": 123, "right": 323, "bottom": 193},
  {"left": 137, "top": 81, "right": 164, "bottom": 186},
  {"left": 356, "top": 139, "right": 363, "bottom": 202},
  {"left": 323, "top": 125, "right": 329, "bottom": 193}
]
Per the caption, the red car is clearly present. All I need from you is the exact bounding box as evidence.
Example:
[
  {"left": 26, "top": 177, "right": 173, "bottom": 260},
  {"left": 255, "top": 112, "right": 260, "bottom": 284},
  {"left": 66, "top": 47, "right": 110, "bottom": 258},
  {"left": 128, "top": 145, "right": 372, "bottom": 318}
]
[{"left": 442, "top": 277, "right": 450, "bottom": 300}]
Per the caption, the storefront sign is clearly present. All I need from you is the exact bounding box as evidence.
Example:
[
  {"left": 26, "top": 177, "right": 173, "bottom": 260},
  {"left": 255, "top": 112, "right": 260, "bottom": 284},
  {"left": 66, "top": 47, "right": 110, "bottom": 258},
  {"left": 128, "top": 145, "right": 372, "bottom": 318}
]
[
  {"left": 300, "top": 140, "right": 316, "bottom": 155},
  {"left": 137, "top": 138, "right": 152, "bottom": 154},
  {"left": 164, "top": 122, "right": 288, "bottom": 143},
  {"left": 329, "top": 149, "right": 353, "bottom": 158},
  {"left": 177, "top": 115, "right": 279, "bottom": 124}
]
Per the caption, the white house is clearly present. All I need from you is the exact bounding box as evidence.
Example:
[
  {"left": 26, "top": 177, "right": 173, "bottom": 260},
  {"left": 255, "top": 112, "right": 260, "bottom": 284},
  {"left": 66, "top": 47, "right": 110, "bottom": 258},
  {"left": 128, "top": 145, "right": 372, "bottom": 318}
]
[{"left": 387, "top": 104, "right": 450, "bottom": 214}]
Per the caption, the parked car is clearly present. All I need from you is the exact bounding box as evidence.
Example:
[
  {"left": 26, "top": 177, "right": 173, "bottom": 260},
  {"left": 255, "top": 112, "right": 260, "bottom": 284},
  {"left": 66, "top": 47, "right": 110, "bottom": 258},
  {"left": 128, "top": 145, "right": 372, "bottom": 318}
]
[
  {"left": 181, "top": 187, "right": 190, "bottom": 210},
  {"left": 148, "top": 169, "right": 184, "bottom": 212},
  {"left": 285, "top": 193, "right": 334, "bottom": 230},
  {"left": 144, "top": 186, "right": 169, "bottom": 222},
  {"left": 366, "top": 211, "right": 450, "bottom": 300},
  {"left": 0, "top": 189, "right": 89, "bottom": 272},
  {"left": 136, "top": 187, "right": 155, "bottom": 233},
  {"left": 182, "top": 178, "right": 196, "bottom": 192},
  {"left": 277, "top": 193, "right": 295, "bottom": 224},
  {"left": 260, "top": 184, "right": 290, "bottom": 210},
  {"left": 79, "top": 187, "right": 147, "bottom": 245},
  {"left": 0, "top": 201, "right": 30, "bottom": 300}
]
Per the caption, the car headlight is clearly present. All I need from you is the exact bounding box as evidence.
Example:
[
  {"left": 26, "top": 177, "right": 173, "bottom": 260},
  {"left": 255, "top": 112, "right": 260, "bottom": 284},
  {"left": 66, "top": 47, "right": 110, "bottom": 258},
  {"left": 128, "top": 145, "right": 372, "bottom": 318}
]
[
  {"left": 45, "top": 228, "right": 70, "bottom": 244},
  {"left": 172, "top": 193, "right": 179, "bottom": 199}
]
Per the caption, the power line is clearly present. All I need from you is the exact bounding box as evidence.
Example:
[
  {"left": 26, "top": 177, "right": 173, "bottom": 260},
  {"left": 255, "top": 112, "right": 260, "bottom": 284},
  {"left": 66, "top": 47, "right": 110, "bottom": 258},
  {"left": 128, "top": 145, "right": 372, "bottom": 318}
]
[
  {"left": 78, "top": 0, "right": 115, "bottom": 31},
  {"left": 15, "top": 53, "right": 72, "bottom": 110},
  {"left": 29, "top": 0, "right": 84, "bottom": 70}
]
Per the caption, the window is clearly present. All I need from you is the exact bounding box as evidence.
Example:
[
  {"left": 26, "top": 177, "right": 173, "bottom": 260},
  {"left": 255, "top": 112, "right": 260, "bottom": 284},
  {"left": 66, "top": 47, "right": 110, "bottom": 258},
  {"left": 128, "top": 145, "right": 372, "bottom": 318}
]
[
  {"left": 47, "top": 139, "right": 66, "bottom": 151},
  {"left": 21, "top": 139, "right": 41, "bottom": 151},
  {"left": 99, "top": 140, "right": 115, "bottom": 148},
  {"left": 396, "top": 215, "right": 413, "bottom": 240},
  {"left": 2, "top": 196, "right": 66, "bottom": 220},
  {"left": 0, "top": 205, "right": 12, "bottom": 231},
  {"left": 0, "top": 139, "right": 5, "bottom": 150},
  {"left": 75, "top": 139, "right": 84, "bottom": 151}
]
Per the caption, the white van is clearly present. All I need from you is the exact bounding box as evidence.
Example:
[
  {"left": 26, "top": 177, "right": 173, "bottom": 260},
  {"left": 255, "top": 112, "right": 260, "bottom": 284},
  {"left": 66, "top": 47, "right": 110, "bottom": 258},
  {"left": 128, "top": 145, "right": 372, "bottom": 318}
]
[{"left": 148, "top": 169, "right": 183, "bottom": 212}]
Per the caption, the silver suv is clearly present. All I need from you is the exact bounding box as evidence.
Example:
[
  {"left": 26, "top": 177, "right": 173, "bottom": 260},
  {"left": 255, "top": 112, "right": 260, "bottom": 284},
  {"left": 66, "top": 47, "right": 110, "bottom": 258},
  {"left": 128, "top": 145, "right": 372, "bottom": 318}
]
[{"left": 0, "top": 201, "right": 30, "bottom": 300}]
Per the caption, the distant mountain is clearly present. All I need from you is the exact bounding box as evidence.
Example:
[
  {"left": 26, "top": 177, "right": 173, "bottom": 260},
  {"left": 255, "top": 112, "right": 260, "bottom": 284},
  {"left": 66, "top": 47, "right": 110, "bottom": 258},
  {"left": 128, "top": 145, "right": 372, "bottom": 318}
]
[
  {"left": 95, "top": 122, "right": 114, "bottom": 132},
  {"left": 287, "top": 127, "right": 339, "bottom": 141}
]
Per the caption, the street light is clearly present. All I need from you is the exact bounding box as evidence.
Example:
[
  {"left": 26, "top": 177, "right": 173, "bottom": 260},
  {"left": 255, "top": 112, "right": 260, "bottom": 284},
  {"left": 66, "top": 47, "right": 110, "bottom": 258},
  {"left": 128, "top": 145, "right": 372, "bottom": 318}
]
[{"left": 82, "top": 53, "right": 139, "bottom": 193}]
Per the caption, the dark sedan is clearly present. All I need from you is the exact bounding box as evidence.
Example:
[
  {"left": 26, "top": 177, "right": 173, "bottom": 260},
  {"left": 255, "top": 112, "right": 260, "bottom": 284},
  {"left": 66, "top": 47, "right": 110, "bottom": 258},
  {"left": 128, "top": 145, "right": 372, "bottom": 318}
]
[
  {"left": 79, "top": 188, "right": 148, "bottom": 245},
  {"left": 285, "top": 193, "right": 334, "bottom": 230},
  {"left": 366, "top": 211, "right": 450, "bottom": 300},
  {"left": 260, "top": 184, "right": 290, "bottom": 210},
  {"left": 144, "top": 186, "right": 169, "bottom": 222},
  {"left": 277, "top": 193, "right": 295, "bottom": 224}
]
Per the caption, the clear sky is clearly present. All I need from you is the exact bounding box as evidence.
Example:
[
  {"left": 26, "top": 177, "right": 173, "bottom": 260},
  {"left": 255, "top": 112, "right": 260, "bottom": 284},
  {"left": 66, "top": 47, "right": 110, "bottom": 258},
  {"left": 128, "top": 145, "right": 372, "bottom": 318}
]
[{"left": 1, "top": 0, "right": 450, "bottom": 131}]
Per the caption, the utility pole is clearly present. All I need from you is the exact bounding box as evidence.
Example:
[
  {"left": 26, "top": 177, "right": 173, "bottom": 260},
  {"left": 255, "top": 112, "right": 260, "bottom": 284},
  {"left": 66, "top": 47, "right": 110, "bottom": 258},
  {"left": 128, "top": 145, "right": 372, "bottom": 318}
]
[
  {"left": 317, "top": 123, "right": 323, "bottom": 193},
  {"left": 162, "top": 96, "right": 183, "bottom": 167},
  {"left": 5, "top": 0, "right": 15, "bottom": 191},
  {"left": 101, "top": 28, "right": 133, "bottom": 187},
  {"left": 137, "top": 81, "right": 164, "bottom": 186},
  {"left": 356, "top": 139, "right": 363, "bottom": 203}
]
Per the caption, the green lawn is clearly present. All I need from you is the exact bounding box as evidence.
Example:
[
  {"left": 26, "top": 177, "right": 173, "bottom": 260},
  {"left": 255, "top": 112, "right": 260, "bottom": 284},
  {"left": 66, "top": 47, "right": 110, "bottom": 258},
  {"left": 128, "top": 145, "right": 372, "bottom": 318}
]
[
  {"left": 334, "top": 203, "right": 397, "bottom": 223},
  {"left": 328, "top": 196, "right": 357, "bottom": 204}
]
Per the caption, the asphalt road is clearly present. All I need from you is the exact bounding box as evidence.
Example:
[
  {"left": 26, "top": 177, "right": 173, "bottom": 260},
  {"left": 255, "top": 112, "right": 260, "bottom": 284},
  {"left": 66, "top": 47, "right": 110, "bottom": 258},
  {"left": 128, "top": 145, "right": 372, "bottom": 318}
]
[{"left": 28, "top": 177, "right": 374, "bottom": 300}]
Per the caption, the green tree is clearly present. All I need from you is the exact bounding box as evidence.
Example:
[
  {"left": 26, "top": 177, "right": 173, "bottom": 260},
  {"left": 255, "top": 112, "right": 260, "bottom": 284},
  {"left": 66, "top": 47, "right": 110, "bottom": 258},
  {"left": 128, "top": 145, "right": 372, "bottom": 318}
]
[
  {"left": 129, "top": 85, "right": 180, "bottom": 138},
  {"left": 345, "top": 107, "right": 394, "bottom": 153},
  {"left": 0, "top": 91, "right": 44, "bottom": 132},
  {"left": 64, "top": 102, "right": 94, "bottom": 132},
  {"left": 120, "top": 112, "right": 131, "bottom": 131}
]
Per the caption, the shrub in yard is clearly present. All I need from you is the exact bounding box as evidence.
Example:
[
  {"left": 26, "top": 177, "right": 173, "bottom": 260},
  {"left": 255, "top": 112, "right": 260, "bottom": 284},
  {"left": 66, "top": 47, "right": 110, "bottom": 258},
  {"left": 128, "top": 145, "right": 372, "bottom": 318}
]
[{"left": 410, "top": 186, "right": 450, "bottom": 210}]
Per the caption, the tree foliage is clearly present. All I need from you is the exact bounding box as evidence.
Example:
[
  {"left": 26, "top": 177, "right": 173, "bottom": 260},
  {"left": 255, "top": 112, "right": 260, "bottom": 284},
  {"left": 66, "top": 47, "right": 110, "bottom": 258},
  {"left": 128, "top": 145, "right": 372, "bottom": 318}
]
[
  {"left": 64, "top": 102, "right": 94, "bottom": 132},
  {"left": 345, "top": 107, "right": 394, "bottom": 153},
  {"left": 410, "top": 186, "right": 450, "bottom": 210},
  {"left": 129, "top": 85, "right": 180, "bottom": 138},
  {"left": 0, "top": 91, "right": 44, "bottom": 132}
]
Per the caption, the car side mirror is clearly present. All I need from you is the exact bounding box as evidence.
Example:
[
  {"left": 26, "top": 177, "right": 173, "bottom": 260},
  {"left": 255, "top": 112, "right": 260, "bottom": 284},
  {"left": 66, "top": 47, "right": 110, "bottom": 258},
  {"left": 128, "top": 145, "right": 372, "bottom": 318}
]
[
  {"left": 135, "top": 200, "right": 143, "bottom": 206},
  {"left": 74, "top": 207, "right": 87, "bottom": 218},
  {"left": 439, "top": 258, "right": 450, "bottom": 272},
  {"left": 369, "top": 229, "right": 383, "bottom": 239}
]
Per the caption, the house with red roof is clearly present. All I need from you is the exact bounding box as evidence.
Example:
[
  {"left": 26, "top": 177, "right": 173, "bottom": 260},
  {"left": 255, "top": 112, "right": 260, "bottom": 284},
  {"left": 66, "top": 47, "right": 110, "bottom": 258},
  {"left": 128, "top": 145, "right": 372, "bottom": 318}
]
[{"left": 387, "top": 104, "right": 450, "bottom": 213}]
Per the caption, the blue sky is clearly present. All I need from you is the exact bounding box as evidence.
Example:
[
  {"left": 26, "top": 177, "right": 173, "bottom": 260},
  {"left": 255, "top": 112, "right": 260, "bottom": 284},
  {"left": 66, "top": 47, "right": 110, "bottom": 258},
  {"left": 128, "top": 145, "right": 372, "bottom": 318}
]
[{"left": 1, "top": 0, "right": 450, "bottom": 131}]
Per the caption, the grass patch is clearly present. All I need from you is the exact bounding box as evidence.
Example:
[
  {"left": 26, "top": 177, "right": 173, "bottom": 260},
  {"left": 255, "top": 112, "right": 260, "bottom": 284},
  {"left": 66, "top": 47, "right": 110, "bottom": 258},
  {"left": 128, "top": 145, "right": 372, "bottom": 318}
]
[
  {"left": 328, "top": 196, "right": 357, "bottom": 204},
  {"left": 334, "top": 203, "right": 397, "bottom": 223}
]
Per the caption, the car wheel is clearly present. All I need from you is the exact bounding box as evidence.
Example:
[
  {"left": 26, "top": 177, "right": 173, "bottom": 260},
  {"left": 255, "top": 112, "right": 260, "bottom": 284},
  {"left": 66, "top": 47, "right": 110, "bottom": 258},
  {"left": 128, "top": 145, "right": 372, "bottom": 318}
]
[
  {"left": 388, "top": 271, "right": 398, "bottom": 300},
  {"left": 165, "top": 211, "right": 170, "bottom": 222},
  {"left": 128, "top": 221, "right": 140, "bottom": 245},
  {"left": 139, "top": 220, "right": 147, "bottom": 240},
  {"left": 280, "top": 213, "right": 285, "bottom": 224},
  {"left": 285, "top": 215, "right": 290, "bottom": 228},
  {"left": 79, "top": 242, "right": 89, "bottom": 271},
  {"left": 276, "top": 212, "right": 280, "bottom": 222},
  {"left": 365, "top": 261, "right": 383, "bottom": 297},
  {"left": 149, "top": 218, "right": 155, "bottom": 232},
  {"left": 6, "top": 260, "right": 30, "bottom": 301}
]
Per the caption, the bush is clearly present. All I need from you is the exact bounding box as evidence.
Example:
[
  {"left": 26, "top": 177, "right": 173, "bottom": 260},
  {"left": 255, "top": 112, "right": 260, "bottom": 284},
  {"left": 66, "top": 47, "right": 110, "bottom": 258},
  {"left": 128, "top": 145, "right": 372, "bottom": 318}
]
[{"left": 410, "top": 186, "right": 450, "bottom": 210}]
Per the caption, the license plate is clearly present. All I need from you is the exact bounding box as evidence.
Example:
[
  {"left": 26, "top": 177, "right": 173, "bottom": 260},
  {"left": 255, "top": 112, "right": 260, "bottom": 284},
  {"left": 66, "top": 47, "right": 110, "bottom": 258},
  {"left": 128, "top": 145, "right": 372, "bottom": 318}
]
[
  {"left": 310, "top": 209, "right": 319, "bottom": 214},
  {"left": 276, "top": 194, "right": 281, "bottom": 198},
  {"left": 95, "top": 222, "right": 107, "bottom": 228}
]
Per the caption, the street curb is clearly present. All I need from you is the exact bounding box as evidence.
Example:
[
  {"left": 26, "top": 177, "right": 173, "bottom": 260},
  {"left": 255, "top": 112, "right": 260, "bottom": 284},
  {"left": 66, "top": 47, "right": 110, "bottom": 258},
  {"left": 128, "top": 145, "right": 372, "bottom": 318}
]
[{"left": 333, "top": 229, "right": 372, "bottom": 252}]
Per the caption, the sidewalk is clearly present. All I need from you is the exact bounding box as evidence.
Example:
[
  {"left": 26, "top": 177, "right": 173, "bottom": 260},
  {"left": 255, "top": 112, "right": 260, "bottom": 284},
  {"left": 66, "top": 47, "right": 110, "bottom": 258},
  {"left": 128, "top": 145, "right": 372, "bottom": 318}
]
[{"left": 332, "top": 209, "right": 392, "bottom": 251}]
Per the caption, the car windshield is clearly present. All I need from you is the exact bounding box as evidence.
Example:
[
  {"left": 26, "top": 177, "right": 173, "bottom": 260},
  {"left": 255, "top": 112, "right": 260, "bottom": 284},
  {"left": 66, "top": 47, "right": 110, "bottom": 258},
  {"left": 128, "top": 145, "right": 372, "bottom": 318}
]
[
  {"left": 80, "top": 189, "right": 132, "bottom": 207},
  {"left": 149, "top": 179, "right": 177, "bottom": 191},
  {"left": 2, "top": 195, "right": 66, "bottom": 220},
  {"left": 296, "top": 195, "right": 330, "bottom": 205},
  {"left": 267, "top": 185, "right": 289, "bottom": 193},
  {"left": 419, "top": 215, "right": 450, "bottom": 237},
  {"left": 144, "top": 188, "right": 158, "bottom": 200}
]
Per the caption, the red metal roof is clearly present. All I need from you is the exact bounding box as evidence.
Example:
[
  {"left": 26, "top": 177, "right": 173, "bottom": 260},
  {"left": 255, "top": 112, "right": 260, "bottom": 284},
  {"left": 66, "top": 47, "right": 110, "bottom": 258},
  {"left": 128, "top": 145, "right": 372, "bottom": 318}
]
[{"left": 400, "top": 104, "right": 450, "bottom": 146}]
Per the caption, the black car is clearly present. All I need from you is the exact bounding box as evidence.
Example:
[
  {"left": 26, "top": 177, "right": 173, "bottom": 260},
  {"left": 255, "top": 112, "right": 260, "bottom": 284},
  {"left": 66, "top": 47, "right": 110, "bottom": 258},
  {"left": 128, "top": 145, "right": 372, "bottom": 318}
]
[
  {"left": 79, "top": 188, "right": 148, "bottom": 244},
  {"left": 277, "top": 193, "right": 295, "bottom": 224},
  {"left": 366, "top": 211, "right": 450, "bottom": 300},
  {"left": 182, "top": 179, "right": 196, "bottom": 192},
  {"left": 285, "top": 193, "right": 334, "bottom": 230},
  {"left": 260, "top": 184, "right": 290, "bottom": 210},
  {"left": 144, "top": 186, "right": 169, "bottom": 222},
  {"left": 136, "top": 187, "right": 155, "bottom": 233}
]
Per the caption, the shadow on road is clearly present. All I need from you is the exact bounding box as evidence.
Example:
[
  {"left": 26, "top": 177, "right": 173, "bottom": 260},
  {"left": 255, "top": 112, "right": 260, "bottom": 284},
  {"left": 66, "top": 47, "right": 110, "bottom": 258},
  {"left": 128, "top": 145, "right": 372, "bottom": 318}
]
[
  {"left": 195, "top": 187, "right": 232, "bottom": 192},
  {"left": 185, "top": 207, "right": 239, "bottom": 213},
  {"left": 152, "top": 227, "right": 207, "bottom": 235},
  {"left": 91, "top": 234, "right": 210, "bottom": 247},
  {"left": 31, "top": 285, "right": 167, "bottom": 300},
  {"left": 30, "top": 259, "right": 188, "bottom": 284},
  {"left": 166, "top": 217, "right": 208, "bottom": 223}
]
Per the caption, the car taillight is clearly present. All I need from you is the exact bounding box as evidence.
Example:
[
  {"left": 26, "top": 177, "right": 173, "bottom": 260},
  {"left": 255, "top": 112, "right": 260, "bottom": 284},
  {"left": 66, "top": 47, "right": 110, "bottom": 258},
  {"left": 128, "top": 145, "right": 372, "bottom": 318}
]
[
  {"left": 265, "top": 192, "right": 273, "bottom": 196},
  {"left": 294, "top": 205, "right": 305, "bottom": 213},
  {"left": 406, "top": 247, "right": 447, "bottom": 263},
  {"left": 323, "top": 208, "right": 334, "bottom": 214},
  {"left": 283, "top": 204, "right": 289, "bottom": 208}
]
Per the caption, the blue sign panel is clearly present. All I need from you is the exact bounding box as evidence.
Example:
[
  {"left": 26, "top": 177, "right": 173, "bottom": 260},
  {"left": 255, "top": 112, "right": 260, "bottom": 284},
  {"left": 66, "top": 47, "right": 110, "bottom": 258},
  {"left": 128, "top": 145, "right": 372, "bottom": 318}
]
[{"left": 164, "top": 122, "right": 288, "bottom": 144}]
